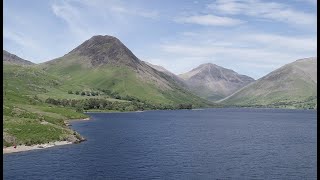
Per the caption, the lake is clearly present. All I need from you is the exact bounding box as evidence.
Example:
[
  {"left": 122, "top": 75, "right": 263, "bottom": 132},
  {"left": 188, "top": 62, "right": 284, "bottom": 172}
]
[{"left": 3, "top": 108, "right": 317, "bottom": 179}]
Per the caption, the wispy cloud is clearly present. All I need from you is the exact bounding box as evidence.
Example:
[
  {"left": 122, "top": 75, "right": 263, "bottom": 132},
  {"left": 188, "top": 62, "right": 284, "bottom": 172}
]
[
  {"left": 79, "top": 0, "right": 159, "bottom": 18},
  {"left": 175, "top": 14, "right": 244, "bottom": 26},
  {"left": 52, "top": 1, "right": 90, "bottom": 38},
  {"left": 51, "top": 0, "right": 159, "bottom": 40},
  {"left": 3, "top": 29, "right": 38, "bottom": 50},
  {"left": 109, "top": 5, "right": 159, "bottom": 19},
  {"left": 241, "top": 33, "right": 316, "bottom": 52},
  {"left": 207, "top": 0, "right": 316, "bottom": 27}
]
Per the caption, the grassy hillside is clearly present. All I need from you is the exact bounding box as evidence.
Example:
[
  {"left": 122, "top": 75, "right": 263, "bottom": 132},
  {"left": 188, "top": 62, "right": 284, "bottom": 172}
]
[
  {"left": 220, "top": 58, "right": 317, "bottom": 109},
  {"left": 3, "top": 61, "right": 214, "bottom": 147},
  {"left": 39, "top": 54, "right": 214, "bottom": 108},
  {"left": 3, "top": 64, "right": 88, "bottom": 147}
]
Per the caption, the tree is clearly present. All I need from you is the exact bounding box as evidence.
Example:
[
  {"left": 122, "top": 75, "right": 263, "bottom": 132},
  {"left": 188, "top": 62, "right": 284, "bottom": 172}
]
[
  {"left": 177, "top": 104, "right": 192, "bottom": 109},
  {"left": 75, "top": 105, "right": 83, "bottom": 112}
]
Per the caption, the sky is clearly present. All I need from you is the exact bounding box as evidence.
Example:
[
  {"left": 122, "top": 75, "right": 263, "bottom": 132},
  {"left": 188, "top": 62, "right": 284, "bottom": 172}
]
[{"left": 3, "top": 0, "right": 317, "bottom": 79}]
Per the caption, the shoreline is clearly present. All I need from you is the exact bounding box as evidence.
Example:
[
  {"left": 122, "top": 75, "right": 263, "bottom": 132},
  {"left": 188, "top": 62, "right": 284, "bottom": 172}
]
[
  {"left": 67, "top": 117, "right": 90, "bottom": 121},
  {"left": 3, "top": 141, "right": 72, "bottom": 154},
  {"left": 64, "top": 117, "right": 90, "bottom": 125},
  {"left": 4, "top": 118, "right": 91, "bottom": 155},
  {"left": 85, "top": 110, "right": 145, "bottom": 113}
]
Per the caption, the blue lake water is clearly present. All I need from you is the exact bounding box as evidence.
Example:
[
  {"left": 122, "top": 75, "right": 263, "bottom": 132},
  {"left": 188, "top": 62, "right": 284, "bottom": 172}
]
[{"left": 3, "top": 108, "right": 317, "bottom": 179}]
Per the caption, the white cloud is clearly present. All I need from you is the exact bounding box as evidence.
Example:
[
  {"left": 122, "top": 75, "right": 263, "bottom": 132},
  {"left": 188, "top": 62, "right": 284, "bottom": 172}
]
[
  {"left": 3, "top": 28, "right": 58, "bottom": 62},
  {"left": 71, "top": 0, "right": 159, "bottom": 19},
  {"left": 175, "top": 14, "right": 244, "bottom": 26},
  {"left": 110, "top": 5, "right": 159, "bottom": 18},
  {"left": 52, "top": 1, "right": 90, "bottom": 38},
  {"left": 241, "top": 34, "right": 316, "bottom": 52},
  {"left": 207, "top": 0, "right": 317, "bottom": 27},
  {"left": 51, "top": 0, "right": 159, "bottom": 40},
  {"left": 3, "top": 29, "right": 38, "bottom": 50}
]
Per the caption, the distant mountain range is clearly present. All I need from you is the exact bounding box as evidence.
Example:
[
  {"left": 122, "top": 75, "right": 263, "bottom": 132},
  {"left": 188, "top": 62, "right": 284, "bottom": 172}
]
[
  {"left": 3, "top": 34, "right": 317, "bottom": 148},
  {"left": 3, "top": 34, "right": 317, "bottom": 109}
]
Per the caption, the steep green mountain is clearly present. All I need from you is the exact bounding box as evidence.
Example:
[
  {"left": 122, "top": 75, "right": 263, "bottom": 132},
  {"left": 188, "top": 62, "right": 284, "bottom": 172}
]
[
  {"left": 179, "top": 63, "right": 255, "bottom": 101},
  {"left": 3, "top": 50, "right": 34, "bottom": 65},
  {"left": 39, "top": 35, "right": 213, "bottom": 107},
  {"left": 220, "top": 57, "right": 317, "bottom": 109}
]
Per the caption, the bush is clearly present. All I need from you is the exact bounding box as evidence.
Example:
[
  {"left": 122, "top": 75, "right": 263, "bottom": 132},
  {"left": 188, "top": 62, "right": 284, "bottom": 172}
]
[
  {"left": 68, "top": 90, "right": 73, "bottom": 94},
  {"left": 177, "top": 104, "right": 192, "bottom": 109},
  {"left": 75, "top": 91, "right": 80, "bottom": 95},
  {"left": 81, "top": 92, "right": 86, "bottom": 96},
  {"left": 76, "top": 106, "right": 83, "bottom": 112}
]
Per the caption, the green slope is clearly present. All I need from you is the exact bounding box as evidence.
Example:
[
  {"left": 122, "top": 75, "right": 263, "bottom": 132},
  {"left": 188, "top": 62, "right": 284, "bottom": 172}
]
[
  {"left": 40, "top": 60, "right": 212, "bottom": 107},
  {"left": 39, "top": 35, "right": 214, "bottom": 108},
  {"left": 3, "top": 64, "right": 87, "bottom": 147},
  {"left": 220, "top": 58, "right": 317, "bottom": 109},
  {"left": 3, "top": 35, "right": 216, "bottom": 147}
]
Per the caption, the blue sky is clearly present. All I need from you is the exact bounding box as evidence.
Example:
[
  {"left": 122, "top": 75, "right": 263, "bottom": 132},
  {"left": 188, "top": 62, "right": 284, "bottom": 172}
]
[{"left": 4, "top": 0, "right": 317, "bottom": 79}]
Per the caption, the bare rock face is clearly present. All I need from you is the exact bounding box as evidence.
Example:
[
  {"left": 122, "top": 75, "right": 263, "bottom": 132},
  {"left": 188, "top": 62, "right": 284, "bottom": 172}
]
[
  {"left": 179, "top": 63, "right": 254, "bottom": 101},
  {"left": 67, "top": 35, "right": 142, "bottom": 68},
  {"left": 3, "top": 50, "right": 34, "bottom": 65}
]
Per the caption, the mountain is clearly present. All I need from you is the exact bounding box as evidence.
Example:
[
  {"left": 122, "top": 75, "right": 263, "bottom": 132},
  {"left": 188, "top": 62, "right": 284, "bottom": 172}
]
[
  {"left": 3, "top": 50, "right": 34, "bottom": 65},
  {"left": 144, "top": 61, "right": 187, "bottom": 88},
  {"left": 40, "top": 35, "right": 213, "bottom": 107},
  {"left": 179, "top": 63, "right": 255, "bottom": 101},
  {"left": 220, "top": 57, "right": 317, "bottom": 109}
]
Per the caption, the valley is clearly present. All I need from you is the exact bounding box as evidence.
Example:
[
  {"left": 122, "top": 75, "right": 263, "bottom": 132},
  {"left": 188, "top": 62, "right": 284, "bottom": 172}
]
[{"left": 3, "top": 35, "right": 317, "bottom": 148}]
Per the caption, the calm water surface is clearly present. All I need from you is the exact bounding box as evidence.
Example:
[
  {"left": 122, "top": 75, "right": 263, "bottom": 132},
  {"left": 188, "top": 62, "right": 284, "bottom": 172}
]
[{"left": 3, "top": 108, "right": 317, "bottom": 179}]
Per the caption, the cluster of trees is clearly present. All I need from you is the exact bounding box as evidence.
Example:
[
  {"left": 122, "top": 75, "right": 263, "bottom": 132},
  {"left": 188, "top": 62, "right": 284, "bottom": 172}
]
[
  {"left": 177, "top": 104, "right": 192, "bottom": 109},
  {"left": 97, "top": 88, "right": 147, "bottom": 102},
  {"left": 68, "top": 90, "right": 99, "bottom": 96},
  {"left": 69, "top": 88, "right": 148, "bottom": 102},
  {"left": 45, "top": 97, "right": 193, "bottom": 112}
]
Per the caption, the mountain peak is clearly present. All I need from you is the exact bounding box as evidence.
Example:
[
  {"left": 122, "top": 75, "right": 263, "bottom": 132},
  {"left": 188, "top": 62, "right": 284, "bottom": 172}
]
[
  {"left": 67, "top": 35, "right": 140, "bottom": 67},
  {"left": 86, "top": 35, "right": 120, "bottom": 44},
  {"left": 200, "top": 63, "right": 217, "bottom": 67},
  {"left": 197, "top": 63, "right": 233, "bottom": 72},
  {"left": 179, "top": 63, "right": 255, "bottom": 101}
]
